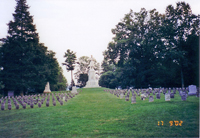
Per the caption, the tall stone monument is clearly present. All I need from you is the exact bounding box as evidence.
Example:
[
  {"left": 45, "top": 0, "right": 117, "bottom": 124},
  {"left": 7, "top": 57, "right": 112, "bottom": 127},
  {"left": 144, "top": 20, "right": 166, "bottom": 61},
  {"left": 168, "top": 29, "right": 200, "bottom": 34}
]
[
  {"left": 84, "top": 55, "right": 100, "bottom": 88},
  {"left": 43, "top": 82, "right": 51, "bottom": 93}
]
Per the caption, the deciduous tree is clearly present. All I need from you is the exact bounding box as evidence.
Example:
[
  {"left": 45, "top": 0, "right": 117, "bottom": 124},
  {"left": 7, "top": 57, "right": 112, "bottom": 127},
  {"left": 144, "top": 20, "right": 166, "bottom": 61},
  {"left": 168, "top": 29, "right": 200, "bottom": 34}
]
[{"left": 63, "top": 49, "right": 76, "bottom": 87}]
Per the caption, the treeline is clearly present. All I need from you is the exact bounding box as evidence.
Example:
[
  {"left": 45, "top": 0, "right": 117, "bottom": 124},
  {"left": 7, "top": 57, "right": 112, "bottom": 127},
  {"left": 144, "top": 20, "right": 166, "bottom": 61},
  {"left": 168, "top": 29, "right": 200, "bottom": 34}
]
[
  {"left": 100, "top": 2, "right": 199, "bottom": 89},
  {"left": 0, "top": 0, "right": 67, "bottom": 95}
]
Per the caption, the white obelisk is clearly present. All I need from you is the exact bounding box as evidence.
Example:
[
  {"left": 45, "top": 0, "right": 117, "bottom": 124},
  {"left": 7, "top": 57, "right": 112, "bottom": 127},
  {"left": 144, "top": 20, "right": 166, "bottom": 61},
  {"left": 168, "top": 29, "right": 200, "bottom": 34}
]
[{"left": 43, "top": 82, "right": 51, "bottom": 93}]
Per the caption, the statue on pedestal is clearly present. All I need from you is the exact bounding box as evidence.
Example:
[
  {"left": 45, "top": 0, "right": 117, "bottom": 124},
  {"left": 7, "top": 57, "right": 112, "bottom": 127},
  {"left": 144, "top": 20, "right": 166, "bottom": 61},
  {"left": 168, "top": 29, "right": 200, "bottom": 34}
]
[
  {"left": 84, "top": 55, "right": 100, "bottom": 88},
  {"left": 89, "top": 55, "right": 95, "bottom": 70}
]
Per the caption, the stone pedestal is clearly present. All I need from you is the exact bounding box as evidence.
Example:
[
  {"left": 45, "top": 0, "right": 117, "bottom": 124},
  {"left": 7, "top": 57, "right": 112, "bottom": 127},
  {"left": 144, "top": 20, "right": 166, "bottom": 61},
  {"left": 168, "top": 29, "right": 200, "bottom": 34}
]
[
  {"left": 71, "top": 86, "right": 78, "bottom": 94},
  {"left": 43, "top": 82, "right": 51, "bottom": 93},
  {"left": 85, "top": 69, "right": 100, "bottom": 88}
]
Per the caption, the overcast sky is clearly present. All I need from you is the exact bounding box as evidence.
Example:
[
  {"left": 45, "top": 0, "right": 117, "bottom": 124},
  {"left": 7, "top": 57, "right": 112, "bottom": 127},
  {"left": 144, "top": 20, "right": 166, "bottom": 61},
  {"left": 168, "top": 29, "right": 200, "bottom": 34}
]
[{"left": 0, "top": 0, "right": 199, "bottom": 84}]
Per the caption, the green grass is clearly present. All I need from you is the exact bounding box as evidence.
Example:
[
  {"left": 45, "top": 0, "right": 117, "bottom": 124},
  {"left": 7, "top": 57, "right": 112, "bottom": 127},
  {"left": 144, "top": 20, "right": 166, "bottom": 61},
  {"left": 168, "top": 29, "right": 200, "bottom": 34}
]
[{"left": 0, "top": 88, "right": 199, "bottom": 138}]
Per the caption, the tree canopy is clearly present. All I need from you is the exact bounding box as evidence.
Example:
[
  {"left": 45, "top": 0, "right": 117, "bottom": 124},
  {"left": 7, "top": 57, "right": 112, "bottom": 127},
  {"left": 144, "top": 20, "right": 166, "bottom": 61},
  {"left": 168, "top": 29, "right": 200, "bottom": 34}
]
[{"left": 100, "top": 1, "right": 199, "bottom": 89}]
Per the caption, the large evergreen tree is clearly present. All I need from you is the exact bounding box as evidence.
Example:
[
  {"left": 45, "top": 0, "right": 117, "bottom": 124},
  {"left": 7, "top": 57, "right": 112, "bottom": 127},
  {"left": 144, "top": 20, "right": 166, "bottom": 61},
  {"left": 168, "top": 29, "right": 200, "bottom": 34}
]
[
  {"left": 51, "top": 67, "right": 68, "bottom": 91},
  {"left": 0, "top": 0, "right": 60, "bottom": 94}
]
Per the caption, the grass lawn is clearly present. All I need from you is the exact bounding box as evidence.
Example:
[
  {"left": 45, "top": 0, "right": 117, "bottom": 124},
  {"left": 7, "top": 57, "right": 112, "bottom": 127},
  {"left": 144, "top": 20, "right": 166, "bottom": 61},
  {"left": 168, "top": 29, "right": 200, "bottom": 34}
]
[{"left": 0, "top": 87, "right": 199, "bottom": 138}]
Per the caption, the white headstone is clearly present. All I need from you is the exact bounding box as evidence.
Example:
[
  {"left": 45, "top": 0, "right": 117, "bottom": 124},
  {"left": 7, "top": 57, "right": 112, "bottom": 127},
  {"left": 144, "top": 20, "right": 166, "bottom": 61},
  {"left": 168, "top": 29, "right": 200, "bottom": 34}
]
[
  {"left": 188, "top": 85, "right": 197, "bottom": 96},
  {"left": 165, "top": 93, "right": 170, "bottom": 101},
  {"left": 43, "top": 82, "right": 51, "bottom": 93}
]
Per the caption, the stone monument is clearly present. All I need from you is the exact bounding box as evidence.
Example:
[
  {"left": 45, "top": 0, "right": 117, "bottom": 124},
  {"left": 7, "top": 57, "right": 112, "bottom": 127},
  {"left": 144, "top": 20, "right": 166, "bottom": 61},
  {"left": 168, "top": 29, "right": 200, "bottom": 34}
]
[
  {"left": 71, "top": 86, "right": 78, "bottom": 94},
  {"left": 84, "top": 55, "right": 100, "bottom": 88},
  {"left": 43, "top": 82, "right": 51, "bottom": 93}
]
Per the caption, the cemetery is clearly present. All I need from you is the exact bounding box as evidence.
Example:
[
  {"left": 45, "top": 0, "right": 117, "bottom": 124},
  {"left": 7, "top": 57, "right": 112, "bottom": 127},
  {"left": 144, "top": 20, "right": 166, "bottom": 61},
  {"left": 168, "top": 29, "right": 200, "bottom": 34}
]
[
  {"left": 0, "top": 87, "right": 199, "bottom": 137},
  {"left": 0, "top": 0, "right": 199, "bottom": 137}
]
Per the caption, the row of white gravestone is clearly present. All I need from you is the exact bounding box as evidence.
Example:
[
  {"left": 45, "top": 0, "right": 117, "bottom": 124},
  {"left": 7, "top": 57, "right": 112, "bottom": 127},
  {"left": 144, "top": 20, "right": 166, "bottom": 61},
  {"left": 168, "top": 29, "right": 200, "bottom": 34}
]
[
  {"left": 130, "top": 92, "right": 187, "bottom": 104},
  {"left": 105, "top": 85, "right": 198, "bottom": 104}
]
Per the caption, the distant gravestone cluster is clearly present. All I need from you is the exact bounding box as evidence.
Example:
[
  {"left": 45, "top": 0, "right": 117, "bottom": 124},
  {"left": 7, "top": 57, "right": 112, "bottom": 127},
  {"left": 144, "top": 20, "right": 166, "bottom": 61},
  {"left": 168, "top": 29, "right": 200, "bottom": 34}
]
[
  {"left": 0, "top": 90, "right": 82, "bottom": 111},
  {"left": 104, "top": 85, "right": 199, "bottom": 104}
]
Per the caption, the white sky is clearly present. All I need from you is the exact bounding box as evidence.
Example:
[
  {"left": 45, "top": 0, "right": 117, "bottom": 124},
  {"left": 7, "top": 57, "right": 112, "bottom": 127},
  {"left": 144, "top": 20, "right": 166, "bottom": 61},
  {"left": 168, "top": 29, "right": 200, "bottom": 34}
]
[{"left": 0, "top": 0, "right": 199, "bottom": 84}]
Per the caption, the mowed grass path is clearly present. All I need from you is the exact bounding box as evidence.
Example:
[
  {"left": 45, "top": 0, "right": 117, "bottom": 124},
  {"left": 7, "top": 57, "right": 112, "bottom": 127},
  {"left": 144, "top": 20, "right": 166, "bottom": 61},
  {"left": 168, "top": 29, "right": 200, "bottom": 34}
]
[{"left": 0, "top": 87, "right": 199, "bottom": 137}]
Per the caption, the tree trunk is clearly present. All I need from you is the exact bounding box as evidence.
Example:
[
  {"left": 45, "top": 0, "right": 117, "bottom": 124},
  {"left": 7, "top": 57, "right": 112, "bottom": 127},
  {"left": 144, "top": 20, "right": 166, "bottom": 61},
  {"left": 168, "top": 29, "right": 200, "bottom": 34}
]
[
  {"left": 71, "top": 70, "right": 73, "bottom": 86},
  {"left": 181, "top": 68, "right": 184, "bottom": 88}
]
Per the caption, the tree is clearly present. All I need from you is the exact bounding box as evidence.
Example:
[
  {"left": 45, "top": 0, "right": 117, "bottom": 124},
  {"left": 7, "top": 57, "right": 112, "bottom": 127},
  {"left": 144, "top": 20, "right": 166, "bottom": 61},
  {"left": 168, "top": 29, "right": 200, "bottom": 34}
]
[
  {"left": 63, "top": 49, "right": 76, "bottom": 87},
  {"left": 52, "top": 67, "right": 68, "bottom": 91},
  {"left": 99, "top": 71, "right": 118, "bottom": 89},
  {"left": 0, "top": 0, "right": 60, "bottom": 93},
  {"left": 105, "top": 8, "right": 164, "bottom": 88},
  {"left": 103, "top": 2, "right": 199, "bottom": 88},
  {"left": 0, "top": 43, "right": 3, "bottom": 90},
  {"left": 162, "top": 2, "right": 200, "bottom": 87},
  {"left": 77, "top": 74, "right": 88, "bottom": 87},
  {"left": 101, "top": 50, "right": 116, "bottom": 73},
  {"left": 74, "top": 56, "right": 90, "bottom": 80}
]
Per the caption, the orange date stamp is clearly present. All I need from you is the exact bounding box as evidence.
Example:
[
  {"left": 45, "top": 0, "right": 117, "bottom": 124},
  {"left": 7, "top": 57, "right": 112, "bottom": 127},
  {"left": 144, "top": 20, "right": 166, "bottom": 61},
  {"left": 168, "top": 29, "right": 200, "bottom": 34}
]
[{"left": 158, "top": 121, "right": 183, "bottom": 126}]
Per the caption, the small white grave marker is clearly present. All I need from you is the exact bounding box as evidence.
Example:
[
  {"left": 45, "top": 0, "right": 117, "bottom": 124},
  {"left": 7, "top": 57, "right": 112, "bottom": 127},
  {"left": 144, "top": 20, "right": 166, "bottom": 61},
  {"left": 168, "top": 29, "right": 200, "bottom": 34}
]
[{"left": 165, "top": 93, "right": 170, "bottom": 101}]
